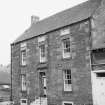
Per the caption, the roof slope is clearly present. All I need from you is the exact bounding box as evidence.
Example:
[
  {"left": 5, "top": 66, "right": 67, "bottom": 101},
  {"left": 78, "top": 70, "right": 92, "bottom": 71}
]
[{"left": 14, "top": 0, "right": 101, "bottom": 43}]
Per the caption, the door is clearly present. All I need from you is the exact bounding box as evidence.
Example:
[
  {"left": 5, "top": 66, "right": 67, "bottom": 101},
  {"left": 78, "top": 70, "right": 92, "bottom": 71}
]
[
  {"left": 39, "top": 72, "right": 47, "bottom": 97},
  {"left": 92, "top": 71, "right": 105, "bottom": 105}
]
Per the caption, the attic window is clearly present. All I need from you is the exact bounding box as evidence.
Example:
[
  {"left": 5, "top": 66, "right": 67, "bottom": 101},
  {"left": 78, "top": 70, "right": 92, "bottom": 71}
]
[
  {"left": 60, "top": 28, "right": 70, "bottom": 36},
  {"left": 92, "top": 48, "right": 105, "bottom": 64}
]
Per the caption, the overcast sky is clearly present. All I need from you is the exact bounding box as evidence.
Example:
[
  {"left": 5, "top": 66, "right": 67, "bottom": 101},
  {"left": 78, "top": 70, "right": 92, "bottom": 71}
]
[{"left": 0, "top": 0, "right": 87, "bottom": 65}]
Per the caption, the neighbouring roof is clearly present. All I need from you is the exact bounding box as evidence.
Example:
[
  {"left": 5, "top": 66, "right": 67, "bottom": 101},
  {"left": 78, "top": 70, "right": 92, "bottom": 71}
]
[
  {"left": 13, "top": 0, "right": 101, "bottom": 44},
  {"left": 0, "top": 71, "right": 10, "bottom": 85}
]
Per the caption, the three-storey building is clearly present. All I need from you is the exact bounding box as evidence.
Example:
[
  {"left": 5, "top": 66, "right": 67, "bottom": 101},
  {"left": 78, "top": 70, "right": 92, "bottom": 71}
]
[{"left": 11, "top": 0, "right": 105, "bottom": 105}]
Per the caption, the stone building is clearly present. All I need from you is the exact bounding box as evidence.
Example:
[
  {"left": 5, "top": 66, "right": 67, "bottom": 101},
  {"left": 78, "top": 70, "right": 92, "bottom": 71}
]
[
  {"left": 0, "top": 71, "right": 11, "bottom": 103},
  {"left": 11, "top": 0, "right": 105, "bottom": 105}
]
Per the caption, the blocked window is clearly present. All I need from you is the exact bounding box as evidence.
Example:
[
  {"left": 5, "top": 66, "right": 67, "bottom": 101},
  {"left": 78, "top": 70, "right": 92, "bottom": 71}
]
[
  {"left": 62, "top": 38, "right": 70, "bottom": 58},
  {"left": 63, "top": 69, "right": 72, "bottom": 91},
  {"left": 21, "top": 42, "right": 27, "bottom": 66},
  {"left": 92, "top": 48, "right": 105, "bottom": 64},
  {"left": 21, "top": 74, "right": 27, "bottom": 91}
]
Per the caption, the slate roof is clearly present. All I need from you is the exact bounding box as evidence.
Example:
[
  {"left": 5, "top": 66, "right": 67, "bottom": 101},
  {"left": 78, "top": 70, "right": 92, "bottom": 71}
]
[{"left": 13, "top": 0, "right": 101, "bottom": 44}]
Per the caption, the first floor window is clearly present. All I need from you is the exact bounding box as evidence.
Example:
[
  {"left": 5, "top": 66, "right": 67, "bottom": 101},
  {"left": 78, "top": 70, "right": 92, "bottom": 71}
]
[
  {"left": 62, "top": 38, "right": 70, "bottom": 58},
  {"left": 21, "top": 42, "right": 27, "bottom": 66},
  {"left": 21, "top": 49, "right": 27, "bottom": 66},
  {"left": 39, "top": 44, "right": 47, "bottom": 63},
  {"left": 63, "top": 69, "right": 72, "bottom": 91},
  {"left": 21, "top": 74, "right": 27, "bottom": 91}
]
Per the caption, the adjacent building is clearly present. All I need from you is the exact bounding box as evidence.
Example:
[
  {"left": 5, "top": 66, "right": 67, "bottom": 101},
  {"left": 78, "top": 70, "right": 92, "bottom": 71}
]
[
  {"left": 11, "top": 0, "right": 105, "bottom": 105},
  {"left": 0, "top": 71, "right": 11, "bottom": 103}
]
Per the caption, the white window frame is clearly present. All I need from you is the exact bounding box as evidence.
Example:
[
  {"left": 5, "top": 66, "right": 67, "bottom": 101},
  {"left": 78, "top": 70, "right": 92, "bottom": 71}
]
[
  {"left": 21, "top": 74, "right": 27, "bottom": 91},
  {"left": 21, "top": 42, "right": 27, "bottom": 66},
  {"left": 62, "top": 101, "right": 73, "bottom": 105},
  {"left": 20, "top": 99, "right": 27, "bottom": 105},
  {"left": 63, "top": 70, "right": 72, "bottom": 91},
  {"left": 62, "top": 38, "right": 71, "bottom": 58}
]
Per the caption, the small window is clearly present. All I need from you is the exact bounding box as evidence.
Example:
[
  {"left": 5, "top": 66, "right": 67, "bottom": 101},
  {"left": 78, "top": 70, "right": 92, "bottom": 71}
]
[
  {"left": 21, "top": 75, "right": 27, "bottom": 91},
  {"left": 39, "top": 44, "right": 47, "bottom": 63},
  {"left": 96, "top": 72, "right": 105, "bottom": 77},
  {"left": 60, "top": 28, "right": 70, "bottom": 36},
  {"left": 62, "top": 38, "right": 70, "bottom": 58},
  {"left": 38, "top": 36, "right": 46, "bottom": 42},
  {"left": 63, "top": 70, "right": 72, "bottom": 91},
  {"left": 21, "top": 99, "right": 27, "bottom": 105},
  {"left": 22, "top": 100, "right": 26, "bottom": 103},
  {"left": 63, "top": 101, "right": 73, "bottom": 105}
]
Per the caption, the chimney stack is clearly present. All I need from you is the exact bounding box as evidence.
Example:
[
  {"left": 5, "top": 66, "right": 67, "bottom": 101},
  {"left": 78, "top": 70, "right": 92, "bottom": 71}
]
[{"left": 31, "top": 15, "right": 39, "bottom": 25}]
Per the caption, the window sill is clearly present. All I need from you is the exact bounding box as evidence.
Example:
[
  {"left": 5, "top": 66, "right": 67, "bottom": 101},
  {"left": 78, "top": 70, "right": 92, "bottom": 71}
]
[
  {"left": 63, "top": 90, "right": 73, "bottom": 95},
  {"left": 21, "top": 90, "right": 27, "bottom": 93},
  {"left": 20, "top": 65, "right": 27, "bottom": 67},
  {"left": 64, "top": 90, "right": 72, "bottom": 92},
  {"left": 61, "top": 56, "right": 72, "bottom": 61},
  {"left": 39, "top": 60, "right": 47, "bottom": 64}
]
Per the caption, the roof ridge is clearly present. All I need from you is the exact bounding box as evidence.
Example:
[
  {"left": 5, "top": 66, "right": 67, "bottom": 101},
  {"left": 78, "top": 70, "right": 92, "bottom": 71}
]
[
  {"left": 13, "top": 0, "right": 101, "bottom": 44},
  {"left": 36, "top": 0, "right": 89, "bottom": 24}
]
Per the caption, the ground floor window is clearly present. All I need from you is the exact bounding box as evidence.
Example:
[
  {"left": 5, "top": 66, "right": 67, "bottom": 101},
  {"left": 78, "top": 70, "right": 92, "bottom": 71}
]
[
  {"left": 63, "top": 69, "right": 72, "bottom": 91},
  {"left": 20, "top": 99, "right": 27, "bottom": 105},
  {"left": 63, "top": 101, "right": 73, "bottom": 105}
]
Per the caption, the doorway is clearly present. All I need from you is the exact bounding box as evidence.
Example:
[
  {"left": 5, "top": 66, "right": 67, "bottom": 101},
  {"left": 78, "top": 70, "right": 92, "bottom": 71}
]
[{"left": 92, "top": 70, "right": 105, "bottom": 105}]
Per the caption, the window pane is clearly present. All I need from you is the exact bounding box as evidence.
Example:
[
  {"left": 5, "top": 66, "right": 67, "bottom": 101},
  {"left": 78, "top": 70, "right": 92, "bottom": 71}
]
[
  {"left": 67, "top": 70, "right": 71, "bottom": 74},
  {"left": 65, "top": 80, "right": 68, "bottom": 84},
  {"left": 67, "top": 75, "right": 71, "bottom": 79},
  {"left": 21, "top": 75, "right": 26, "bottom": 91},
  {"left": 68, "top": 80, "right": 71, "bottom": 84},
  {"left": 40, "top": 44, "right": 45, "bottom": 57},
  {"left": 22, "top": 100, "right": 26, "bottom": 103}
]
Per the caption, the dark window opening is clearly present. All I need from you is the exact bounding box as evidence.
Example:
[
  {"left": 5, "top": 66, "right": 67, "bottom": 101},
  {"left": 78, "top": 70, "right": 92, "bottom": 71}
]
[
  {"left": 22, "top": 100, "right": 26, "bottom": 103},
  {"left": 92, "top": 48, "right": 105, "bottom": 64},
  {"left": 39, "top": 72, "right": 47, "bottom": 96},
  {"left": 96, "top": 72, "right": 105, "bottom": 77},
  {"left": 64, "top": 103, "right": 72, "bottom": 105}
]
